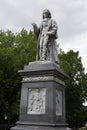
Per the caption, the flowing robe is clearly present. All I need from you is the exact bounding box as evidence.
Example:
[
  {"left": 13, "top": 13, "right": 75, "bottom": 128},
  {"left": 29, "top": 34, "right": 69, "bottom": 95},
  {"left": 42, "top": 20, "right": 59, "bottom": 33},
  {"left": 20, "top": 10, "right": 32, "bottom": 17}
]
[{"left": 33, "top": 18, "right": 59, "bottom": 63}]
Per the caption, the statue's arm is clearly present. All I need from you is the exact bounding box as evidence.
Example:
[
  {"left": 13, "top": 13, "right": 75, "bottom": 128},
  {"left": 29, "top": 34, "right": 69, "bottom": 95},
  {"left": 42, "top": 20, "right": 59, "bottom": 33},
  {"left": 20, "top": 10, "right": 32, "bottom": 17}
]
[
  {"left": 32, "top": 23, "right": 40, "bottom": 39},
  {"left": 47, "top": 20, "right": 58, "bottom": 38}
]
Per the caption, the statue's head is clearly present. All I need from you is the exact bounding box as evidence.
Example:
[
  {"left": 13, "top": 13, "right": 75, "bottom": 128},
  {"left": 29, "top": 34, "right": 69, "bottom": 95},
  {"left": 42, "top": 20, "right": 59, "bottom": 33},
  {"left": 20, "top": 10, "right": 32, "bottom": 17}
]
[{"left": 43, "top": 9, "right": 51, "bottom": 19}]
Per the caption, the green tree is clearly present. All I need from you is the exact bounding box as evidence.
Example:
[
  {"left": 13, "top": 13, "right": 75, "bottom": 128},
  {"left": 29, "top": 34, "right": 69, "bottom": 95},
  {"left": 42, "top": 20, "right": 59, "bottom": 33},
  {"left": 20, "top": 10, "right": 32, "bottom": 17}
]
[
  {"left": 59, "top": 50, "right": 86, "bottom": 127},
  {"left": 0, "top": 29, "right": 37, "bottom": 123},
  {"left": 0, "top": 30, "right": 15, "bottom": 47}
]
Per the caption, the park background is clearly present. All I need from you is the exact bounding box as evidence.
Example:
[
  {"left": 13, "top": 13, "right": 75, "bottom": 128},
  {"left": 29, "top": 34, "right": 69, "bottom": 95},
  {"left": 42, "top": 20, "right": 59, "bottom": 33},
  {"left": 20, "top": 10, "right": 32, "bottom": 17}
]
[{"left": 0, "top": 0, "right": 87, "bottom": 130}]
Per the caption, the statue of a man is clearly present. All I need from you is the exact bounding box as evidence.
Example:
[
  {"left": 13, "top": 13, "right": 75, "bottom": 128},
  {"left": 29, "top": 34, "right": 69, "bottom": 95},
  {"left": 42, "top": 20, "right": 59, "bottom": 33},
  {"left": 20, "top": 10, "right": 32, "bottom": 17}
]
[{"left": 32, "top": 9, "right": 59, "bottom": 64}]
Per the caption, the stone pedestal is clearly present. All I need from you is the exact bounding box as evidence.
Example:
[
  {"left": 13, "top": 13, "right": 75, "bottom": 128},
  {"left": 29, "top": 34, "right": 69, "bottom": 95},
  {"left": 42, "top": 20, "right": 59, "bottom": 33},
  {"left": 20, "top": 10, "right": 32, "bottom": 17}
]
[{"left": 11, "top": 61, "right": 69, "bottom": 130}]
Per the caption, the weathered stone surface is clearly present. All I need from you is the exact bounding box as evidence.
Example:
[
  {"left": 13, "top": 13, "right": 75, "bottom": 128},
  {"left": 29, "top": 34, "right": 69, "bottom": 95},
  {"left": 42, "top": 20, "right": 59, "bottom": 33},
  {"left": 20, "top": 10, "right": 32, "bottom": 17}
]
[
  {"left": 11, "top": 124, "right": 70, "bottom": 130},
  {"left": 32, "top": 9, "right": 59, "bottom": 63},
  {"left": 19, "top": 61, "right": 67, "bottom": 82},
  {"left": 11, "top": 61, "right": 69, "bottom": 130},
  {"left": 56, "top": 89, "right": 62, "bottom": 116},
  {"left": 27, "top": 88, "right": 46, "bottom": 114}
]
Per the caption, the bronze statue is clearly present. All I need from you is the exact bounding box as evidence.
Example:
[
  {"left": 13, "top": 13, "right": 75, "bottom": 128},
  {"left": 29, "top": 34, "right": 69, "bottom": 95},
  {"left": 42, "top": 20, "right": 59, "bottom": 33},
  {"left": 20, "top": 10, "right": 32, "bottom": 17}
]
[{"left": 32, "top": 9, "right": 59, "bottom": 63}]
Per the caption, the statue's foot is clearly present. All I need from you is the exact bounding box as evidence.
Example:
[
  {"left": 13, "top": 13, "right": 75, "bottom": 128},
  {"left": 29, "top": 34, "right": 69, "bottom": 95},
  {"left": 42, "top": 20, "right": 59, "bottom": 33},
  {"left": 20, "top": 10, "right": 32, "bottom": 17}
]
[{"left": 41, "top": 58, "right": 46, "bottom": 61}]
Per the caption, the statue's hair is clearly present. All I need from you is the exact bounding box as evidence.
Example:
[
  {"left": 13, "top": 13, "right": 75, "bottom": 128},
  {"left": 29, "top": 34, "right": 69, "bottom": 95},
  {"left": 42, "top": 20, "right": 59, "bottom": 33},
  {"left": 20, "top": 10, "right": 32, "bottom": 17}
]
[{"left": 43, "top": 9, "right": 51, "bottom": 19}]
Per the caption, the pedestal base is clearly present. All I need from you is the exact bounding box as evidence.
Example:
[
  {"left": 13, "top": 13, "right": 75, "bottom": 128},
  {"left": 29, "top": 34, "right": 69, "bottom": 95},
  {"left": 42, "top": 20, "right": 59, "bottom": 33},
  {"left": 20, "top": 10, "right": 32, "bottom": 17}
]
[
  {"left": 11, "top": 123, "right": 69, "bottom": 130},
  {"left": 11, "top": 61, "right": 71, "bottom": 130}
]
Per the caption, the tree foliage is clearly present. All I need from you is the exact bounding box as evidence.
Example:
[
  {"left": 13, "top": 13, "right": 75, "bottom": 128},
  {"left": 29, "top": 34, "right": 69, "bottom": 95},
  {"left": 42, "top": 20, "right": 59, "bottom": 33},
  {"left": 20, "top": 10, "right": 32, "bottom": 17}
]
[
  {"left": 59, "top": 50, "right": 87, "bottom": 127},
  {"left": 0, "top": 29, "right": 37, "bottom": 123}
]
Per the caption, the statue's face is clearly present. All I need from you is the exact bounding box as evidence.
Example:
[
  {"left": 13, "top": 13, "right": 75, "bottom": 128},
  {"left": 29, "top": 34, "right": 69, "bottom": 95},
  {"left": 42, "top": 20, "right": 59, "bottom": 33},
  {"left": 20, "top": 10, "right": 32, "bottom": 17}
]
[{"left": 43, "top": 11, "right": 49, "bottom": 18}]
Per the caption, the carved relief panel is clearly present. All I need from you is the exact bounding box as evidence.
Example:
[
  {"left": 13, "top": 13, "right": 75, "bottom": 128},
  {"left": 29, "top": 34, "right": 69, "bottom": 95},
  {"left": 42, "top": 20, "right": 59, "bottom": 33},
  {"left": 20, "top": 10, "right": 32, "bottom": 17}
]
[
  {"left": 27, "top": 88, "right": 46, "bottom": 114},
  {"left": 56, "top": 89, "right": 62, "bottom": 116}
]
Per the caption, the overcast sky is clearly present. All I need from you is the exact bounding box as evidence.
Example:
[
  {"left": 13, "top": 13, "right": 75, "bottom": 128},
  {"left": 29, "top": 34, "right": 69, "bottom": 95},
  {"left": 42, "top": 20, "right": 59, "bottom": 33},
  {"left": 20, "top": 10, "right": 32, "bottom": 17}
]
[{"left": 0, "top": 0, "right": 87, "bottom": 73}]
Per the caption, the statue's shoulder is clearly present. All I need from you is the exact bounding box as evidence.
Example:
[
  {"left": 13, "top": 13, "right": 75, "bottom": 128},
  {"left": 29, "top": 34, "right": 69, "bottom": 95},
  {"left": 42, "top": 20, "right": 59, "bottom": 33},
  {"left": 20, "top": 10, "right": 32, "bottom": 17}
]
[{"left": 51, "top": 19, "right": 57, "bottom": 24}]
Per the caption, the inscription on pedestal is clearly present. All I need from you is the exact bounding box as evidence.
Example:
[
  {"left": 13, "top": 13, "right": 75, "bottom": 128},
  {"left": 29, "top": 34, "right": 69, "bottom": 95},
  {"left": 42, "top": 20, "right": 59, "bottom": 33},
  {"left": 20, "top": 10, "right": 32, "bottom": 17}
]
[
  {"left": 56, "top": 89, "right": 62, "bottom": 116},
  {"left": 27, "top": 88, "right": 46, "bottom": 114}
]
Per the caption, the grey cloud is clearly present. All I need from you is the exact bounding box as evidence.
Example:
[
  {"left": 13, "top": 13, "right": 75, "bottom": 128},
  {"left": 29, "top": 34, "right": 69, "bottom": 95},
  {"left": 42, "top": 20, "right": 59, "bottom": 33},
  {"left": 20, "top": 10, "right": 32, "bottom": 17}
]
[
  {"left": 0, "top": 0, "right": 87, "bottom": 72},
  {"left": 57, "top": 0, "right": 87, "bottom": 42}
]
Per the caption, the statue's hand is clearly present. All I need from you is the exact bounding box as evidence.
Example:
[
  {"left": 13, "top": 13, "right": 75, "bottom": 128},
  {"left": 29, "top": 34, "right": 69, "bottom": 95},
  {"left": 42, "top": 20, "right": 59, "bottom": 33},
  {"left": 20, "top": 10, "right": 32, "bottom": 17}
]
[
  {"left": 46, "top": 31, "right": 51, "bottom": 35},
  {"left": 32, "top": 23, "right": 36, "bottom": 27}
]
